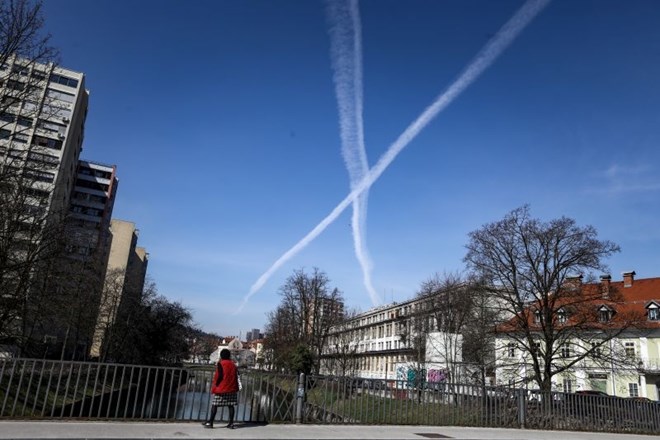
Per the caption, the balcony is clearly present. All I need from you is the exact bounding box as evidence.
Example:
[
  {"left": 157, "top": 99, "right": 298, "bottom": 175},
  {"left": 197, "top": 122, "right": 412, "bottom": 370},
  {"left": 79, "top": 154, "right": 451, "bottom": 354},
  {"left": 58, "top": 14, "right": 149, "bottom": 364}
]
[{"left": 638, "top": 358, "right": 660, "bottom": 373}]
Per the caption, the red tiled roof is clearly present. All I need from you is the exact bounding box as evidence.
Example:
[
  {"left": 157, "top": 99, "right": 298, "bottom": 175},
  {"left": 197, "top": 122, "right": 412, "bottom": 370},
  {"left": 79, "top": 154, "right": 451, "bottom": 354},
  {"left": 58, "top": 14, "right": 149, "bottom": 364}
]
[{"left": 497, "top": 276, "right": 660, "bottom": 332}]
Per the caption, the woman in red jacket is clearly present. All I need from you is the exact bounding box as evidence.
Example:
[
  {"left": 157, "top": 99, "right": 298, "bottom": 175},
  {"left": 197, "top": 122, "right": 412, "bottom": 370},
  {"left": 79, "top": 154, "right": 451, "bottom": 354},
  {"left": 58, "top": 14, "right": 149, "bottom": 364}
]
[{"left": 202, "top": 348, "right": 239, "bottom": 429}]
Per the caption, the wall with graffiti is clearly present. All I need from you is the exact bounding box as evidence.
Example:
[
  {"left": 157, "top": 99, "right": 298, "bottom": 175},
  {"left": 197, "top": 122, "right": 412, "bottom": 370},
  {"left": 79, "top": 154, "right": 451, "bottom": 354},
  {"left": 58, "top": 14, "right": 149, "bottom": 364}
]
[{"left": 395, "top": 363, "right": 448, "bottom": 388}]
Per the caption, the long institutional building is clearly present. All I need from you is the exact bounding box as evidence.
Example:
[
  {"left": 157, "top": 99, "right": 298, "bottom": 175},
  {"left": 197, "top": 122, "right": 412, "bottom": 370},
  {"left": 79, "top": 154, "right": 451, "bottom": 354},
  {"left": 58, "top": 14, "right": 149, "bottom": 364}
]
[
  {"left": 0, "top": 57, "right": 148, "bottom": 359},
  {"left": 320, "top": 273, "right": 660, "bottom": 401}
]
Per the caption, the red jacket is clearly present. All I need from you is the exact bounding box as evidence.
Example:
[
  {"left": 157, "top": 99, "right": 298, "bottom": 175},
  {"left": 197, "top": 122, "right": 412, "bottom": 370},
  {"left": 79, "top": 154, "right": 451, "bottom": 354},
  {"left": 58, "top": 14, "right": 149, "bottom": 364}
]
[{"left": 211, "top": 359, "right": 239, "bottom": 394}]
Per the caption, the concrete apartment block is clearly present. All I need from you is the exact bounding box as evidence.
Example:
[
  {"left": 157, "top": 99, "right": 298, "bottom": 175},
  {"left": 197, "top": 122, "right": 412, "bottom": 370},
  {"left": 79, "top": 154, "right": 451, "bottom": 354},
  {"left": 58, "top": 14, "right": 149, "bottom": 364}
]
[{"left": 90, "top": 220, "right": 148, "bottom": 359}]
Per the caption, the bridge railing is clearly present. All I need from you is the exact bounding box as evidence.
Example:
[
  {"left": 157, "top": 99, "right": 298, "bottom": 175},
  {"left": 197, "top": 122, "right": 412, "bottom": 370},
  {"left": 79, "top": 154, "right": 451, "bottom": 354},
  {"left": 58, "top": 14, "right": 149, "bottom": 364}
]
[
  {"left": 0, "top": 357, "right": 292, "bottom": 422},
  {"left": 2, "top": 358, "right": 659, "bottom": 435}
]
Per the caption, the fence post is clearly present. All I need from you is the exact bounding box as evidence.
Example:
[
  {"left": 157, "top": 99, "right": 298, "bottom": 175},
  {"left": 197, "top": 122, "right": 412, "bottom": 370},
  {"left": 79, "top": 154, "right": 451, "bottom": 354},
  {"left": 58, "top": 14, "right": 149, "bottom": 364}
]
[
  {"left": 517, "top": 387, "right": 526, "bottom": 429},
  {"left": 295, "top": 373, "right": 305, "bottom": 424}
]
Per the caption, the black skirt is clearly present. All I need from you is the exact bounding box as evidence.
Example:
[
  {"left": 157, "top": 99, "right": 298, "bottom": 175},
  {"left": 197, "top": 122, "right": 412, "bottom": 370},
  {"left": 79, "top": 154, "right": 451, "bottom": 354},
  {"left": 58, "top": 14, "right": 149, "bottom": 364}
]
[{"left": 212, "top": 392, "right": 238, "bottom": 407}]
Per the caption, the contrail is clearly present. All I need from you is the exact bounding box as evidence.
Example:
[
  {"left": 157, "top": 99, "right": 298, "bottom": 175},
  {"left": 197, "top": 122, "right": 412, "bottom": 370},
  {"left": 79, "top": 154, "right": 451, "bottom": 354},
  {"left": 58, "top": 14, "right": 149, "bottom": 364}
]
[
  {"left": 327, "top": 0, "right": 381, "bottom": 306},
  {"left": 237, "top": 0, "right": 551, "bottom": 312}
]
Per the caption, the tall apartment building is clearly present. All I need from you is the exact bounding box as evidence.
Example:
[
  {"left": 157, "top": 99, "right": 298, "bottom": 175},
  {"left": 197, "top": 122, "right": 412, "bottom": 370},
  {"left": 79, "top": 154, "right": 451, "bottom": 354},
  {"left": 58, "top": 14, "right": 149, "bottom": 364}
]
[
  {"left": 0, "top": 59, "right": 89, "bottom": 356},
  {"left": 0, "top": 58, "right": 88, "bottom": 218},
  {"left": 90, "top": 219, "right": 148, "bottom": 359},
  {"left": 68, "top": 160, "right": 118, "bottom": 260}
]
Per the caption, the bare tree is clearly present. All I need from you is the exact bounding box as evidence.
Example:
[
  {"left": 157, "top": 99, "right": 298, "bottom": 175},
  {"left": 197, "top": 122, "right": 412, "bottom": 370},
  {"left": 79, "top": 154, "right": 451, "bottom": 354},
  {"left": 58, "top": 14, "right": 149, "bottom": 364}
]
[
  {"left": 321, "top": 308, "right": 360, "bottom": 377},
  {"left": 0, "top": 0, "right": 62, "bottom": 355},
  {"left": 464, "top": 205, "right": 641, "bottom": 391},
  {"left": 264, "top": 268, "right": 344, "bottom": 374}
]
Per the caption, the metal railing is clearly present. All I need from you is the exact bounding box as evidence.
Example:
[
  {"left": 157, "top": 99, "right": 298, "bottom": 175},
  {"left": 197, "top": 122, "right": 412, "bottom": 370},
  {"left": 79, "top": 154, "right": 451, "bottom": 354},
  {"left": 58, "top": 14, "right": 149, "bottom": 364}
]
[
  {"left": 295, "top": 375, "right": 659, "bottom": 434},
  {"left": 639, "top": 358, "right": 660, "bottom": 372},
  {"left": 2, "top": 358, "right": 659, "bottom": 434},
  {"left": 0, "top": 358, "right": 289, "bottom": 422}
]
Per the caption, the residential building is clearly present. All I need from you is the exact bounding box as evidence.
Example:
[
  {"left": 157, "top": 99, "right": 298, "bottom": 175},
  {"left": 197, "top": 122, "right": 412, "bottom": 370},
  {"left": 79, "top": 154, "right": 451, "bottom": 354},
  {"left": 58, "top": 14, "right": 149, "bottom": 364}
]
[
  {"left": 321, "top": 297, "right": 425, "bottom": 381},
  {"left": 249, "top": 338, "right": 266, "bottom": 369},
  {"left": 68, "top": 160, "right": 118, "bottom": 260},
  {"left": 321, "top": 286, "right": 505, "bottom": 384},
  {"left": 0, "top": 59, "right": 88, "bottom": 219},
  {"left": 90, "top": 219, "right": 148, "bottom": 359},
  {"left": 0, "top": 59, "right": 89, "bottom": 356},
  {"left": 494, "top": 272, "right": 660, "bottom": 400},
  {"left": 210, "top": 337, "right": 255, "bottom": 368}
]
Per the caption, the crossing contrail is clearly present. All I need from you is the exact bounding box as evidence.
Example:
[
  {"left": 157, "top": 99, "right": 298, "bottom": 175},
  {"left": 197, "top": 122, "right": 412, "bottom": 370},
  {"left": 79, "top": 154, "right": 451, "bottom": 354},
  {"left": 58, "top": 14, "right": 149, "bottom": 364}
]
[
  {"left": 327, "top": 0, "right": 381, "bottom": 306},
  {"left": 237, "top": 0, "right": 551, "bottom": 312}
]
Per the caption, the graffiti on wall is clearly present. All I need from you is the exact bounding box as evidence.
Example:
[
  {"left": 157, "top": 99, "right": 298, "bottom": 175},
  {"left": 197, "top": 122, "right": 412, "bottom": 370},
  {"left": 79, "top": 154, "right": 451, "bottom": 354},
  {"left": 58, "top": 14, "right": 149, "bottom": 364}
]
[{"left": 396, "top": 364, "right": 448, "bottom": 388}]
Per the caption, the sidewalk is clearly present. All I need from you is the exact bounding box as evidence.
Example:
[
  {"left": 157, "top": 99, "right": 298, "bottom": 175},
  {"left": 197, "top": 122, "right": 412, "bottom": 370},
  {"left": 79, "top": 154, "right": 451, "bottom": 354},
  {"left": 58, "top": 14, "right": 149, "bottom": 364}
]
[{"left": 0, "top": 421, "right": 653, "bottom": 440}]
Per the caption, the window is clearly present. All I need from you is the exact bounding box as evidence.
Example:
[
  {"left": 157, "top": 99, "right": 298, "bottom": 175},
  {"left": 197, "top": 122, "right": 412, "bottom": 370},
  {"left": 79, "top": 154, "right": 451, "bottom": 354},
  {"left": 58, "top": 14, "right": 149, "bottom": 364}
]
[
  {"left": 628, "top": 383, "right": 639, "bottom": 397},
  {"left": 0, "top": 112, "right": 15, "bottom": 123},
  {"left": 16, "top": 116, "right": 32, "bottom": 127},
  {"left": 648, "top": 304, "right": 659, "bottom": 321},
  {"left": 6, "top": 79, "right": 25, "bottom": 91},
  {"left": 563, "top": 379, "right": 573, "bottom": 393},
  {"left": 557, "top": 309, "right": 567, "bottom": 324},
  {"left": 507, "top": 343, "right": 516, "bottom": 358},
  {"left": 25, "top": 187, "right": 50, "bottom": 200},
  {"left": 12, "top": 65, "right": 28, "bottom": 76},
  {"left": 33, "top": 135, "right": 63, "bottom": 151},
  {"left": 531, "top": 342, "right": 541, "bottom": 355},
  {"left": 1, "top": 95, "right": 20, "bottom": 106},
  {"left": 27, "top": 151, "right": 59, "bottom": 167},
  {"left": 534, "top": 310, "right": 541, "bottom": 323},
  {"left": 37, "top": 119, "right": 66, "bottom": 135},
  {"left": 591, "top": 342, "right": 602, "bottom": 359},
  {"left": 625, "top": 342, "right": 636, "bottom": 358},
  {"left": 13, "top": 133, "right": 28, "bottom": 143},
  {"left": 46, "top": 89, "right": 76, "bottom": 103},
  {"left": 49, "top": 73, "right": 79, "bottom": 88},
  {"left": 599, "top": 310, "right": 610, "bottom": 322},
  {"left": 560, "top": 344, "right": 571, "bottom": 358},
  {"left": 23, "top": 169, "right": 54, "bottom": 183}
]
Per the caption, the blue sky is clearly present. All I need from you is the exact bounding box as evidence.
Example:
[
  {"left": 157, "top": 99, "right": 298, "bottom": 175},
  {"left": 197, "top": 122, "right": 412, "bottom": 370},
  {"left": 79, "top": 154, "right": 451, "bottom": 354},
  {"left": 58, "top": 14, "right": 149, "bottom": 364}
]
[{"left": 42, "top": 0, "right": 660, "bottom": 336}]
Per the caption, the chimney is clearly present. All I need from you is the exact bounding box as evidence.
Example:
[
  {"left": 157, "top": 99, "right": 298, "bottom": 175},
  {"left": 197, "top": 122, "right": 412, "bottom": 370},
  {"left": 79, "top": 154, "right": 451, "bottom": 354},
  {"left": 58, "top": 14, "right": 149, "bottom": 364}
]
[
  {"left": 600, "top": 275, "right": 611, "bottom": 298},
  {"left": 622, "top": 271, "right": 636, "bottom": 288},
  {"left": 564, "top": 274, "right": 583, "bottom": 290}
]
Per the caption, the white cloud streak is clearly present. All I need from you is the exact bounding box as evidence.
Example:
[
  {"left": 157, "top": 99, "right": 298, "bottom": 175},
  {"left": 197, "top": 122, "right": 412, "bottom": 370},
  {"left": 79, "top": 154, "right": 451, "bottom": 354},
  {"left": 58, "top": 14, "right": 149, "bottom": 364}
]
[
  {"left": 327, "top": 0, "right": 381, "bottom": 306},
  {"left": 237, "top": 0, "right": 551, "bottom": 313}
]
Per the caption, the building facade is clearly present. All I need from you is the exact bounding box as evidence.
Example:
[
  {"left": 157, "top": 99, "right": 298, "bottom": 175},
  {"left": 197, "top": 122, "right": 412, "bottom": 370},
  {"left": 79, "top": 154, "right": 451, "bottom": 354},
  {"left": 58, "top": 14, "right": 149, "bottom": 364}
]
[
  {"left": 321, "top": 297, "right": 424, "bottom": 381},
  {"left": 90, "top": 219, "right": 148, "bottom": 359},
  {"left": 68, "top": 160, "right": 118, "bottom": 260},
  {"left": 0, "top": 59, "right": 90, "bottom": 356},
  {"left": 0, "top": 59, "right": 89, "bottom": 219}
]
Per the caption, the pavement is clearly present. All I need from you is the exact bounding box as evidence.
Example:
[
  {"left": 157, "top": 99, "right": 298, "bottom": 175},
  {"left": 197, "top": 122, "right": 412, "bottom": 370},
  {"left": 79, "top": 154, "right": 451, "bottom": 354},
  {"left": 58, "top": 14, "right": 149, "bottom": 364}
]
[{"left": 0, "top": 422, "right": 654, "bottom": 440}]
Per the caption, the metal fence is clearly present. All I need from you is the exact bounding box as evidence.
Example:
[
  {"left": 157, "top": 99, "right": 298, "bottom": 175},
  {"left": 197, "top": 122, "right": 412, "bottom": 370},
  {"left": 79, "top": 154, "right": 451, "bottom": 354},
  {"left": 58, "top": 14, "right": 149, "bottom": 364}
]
[
  {"left": 2, "top": 358, "right": 659, "bottom": 435},
  {"left": 297, "top": 376, "right": 660, "bottom": 434},
  {"left": 0, "top": 358, "right": 294, "bottom": 422}
]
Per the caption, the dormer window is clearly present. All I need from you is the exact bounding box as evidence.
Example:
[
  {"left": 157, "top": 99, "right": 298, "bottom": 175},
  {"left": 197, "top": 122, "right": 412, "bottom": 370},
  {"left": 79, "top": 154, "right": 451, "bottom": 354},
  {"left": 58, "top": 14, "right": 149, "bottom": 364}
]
[
  {"left": 598, "top": 305, "right": 614, "bottom": 323},
  {"left": 557, "top": 308, "right": 567, "bottom": 324},
  {"left": 646, "top": 302, "right": 659, "bottom": 321}
]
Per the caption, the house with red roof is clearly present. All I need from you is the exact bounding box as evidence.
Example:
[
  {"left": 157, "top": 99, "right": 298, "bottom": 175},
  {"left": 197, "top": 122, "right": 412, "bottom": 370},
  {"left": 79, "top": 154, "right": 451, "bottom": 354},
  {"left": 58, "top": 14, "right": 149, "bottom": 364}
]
[{"left": 494, "top": 271, "right": 660, "bottom": 399}]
